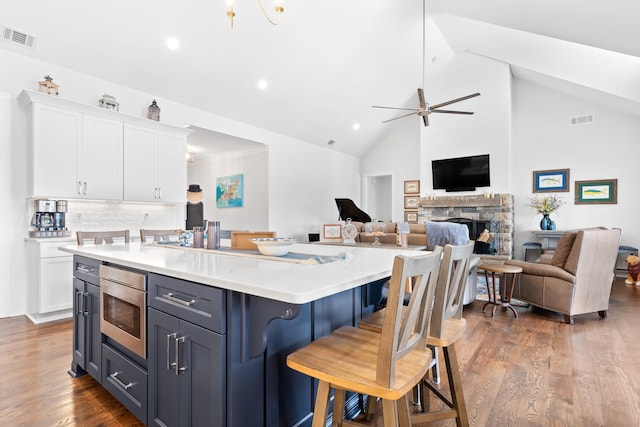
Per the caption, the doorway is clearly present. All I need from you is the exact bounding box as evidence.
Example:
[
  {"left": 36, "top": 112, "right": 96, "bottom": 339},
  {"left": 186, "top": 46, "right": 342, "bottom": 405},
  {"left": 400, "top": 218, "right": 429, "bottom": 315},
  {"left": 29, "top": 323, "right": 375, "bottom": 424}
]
[{"left": 364, "top": 174, "right": 392, "bottom": 222}]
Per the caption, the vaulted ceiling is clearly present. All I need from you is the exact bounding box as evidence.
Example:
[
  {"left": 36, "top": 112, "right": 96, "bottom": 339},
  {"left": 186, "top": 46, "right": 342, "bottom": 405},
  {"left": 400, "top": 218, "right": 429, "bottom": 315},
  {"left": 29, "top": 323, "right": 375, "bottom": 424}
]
[{"left": 2, "top": 0, "right": 639, "bottom": 157}]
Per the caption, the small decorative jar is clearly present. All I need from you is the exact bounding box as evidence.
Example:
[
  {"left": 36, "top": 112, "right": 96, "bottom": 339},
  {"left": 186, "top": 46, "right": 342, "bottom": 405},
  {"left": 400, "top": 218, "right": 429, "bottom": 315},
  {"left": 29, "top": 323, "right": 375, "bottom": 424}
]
[
  {"left": 148, "top": 99, "right": 161, "bottom": 121},
  {"left": 98, "top": 94, "right": 119, "bottom": 111}
]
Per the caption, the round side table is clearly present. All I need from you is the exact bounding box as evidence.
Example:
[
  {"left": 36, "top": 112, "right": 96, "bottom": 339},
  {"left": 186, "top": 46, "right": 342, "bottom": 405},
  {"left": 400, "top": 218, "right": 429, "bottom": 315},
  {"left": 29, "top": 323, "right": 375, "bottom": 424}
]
[{"left": 477, "top": 263, "right": 523, "bottom": 318}]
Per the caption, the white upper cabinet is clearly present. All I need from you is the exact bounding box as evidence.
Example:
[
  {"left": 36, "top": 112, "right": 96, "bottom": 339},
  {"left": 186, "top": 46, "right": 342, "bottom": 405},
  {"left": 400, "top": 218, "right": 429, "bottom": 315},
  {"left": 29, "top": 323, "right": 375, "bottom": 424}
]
[
  {"left": 20, "top": 90, "right": 189, "bottom": 203},
  {"left": 80, "top": 115, "right": 123, "bottom": 200},
  {"left": 31, "top": 104, "right": 81, "bottom": 198},
  {"left": 123, "top": 124, "right": 186, "bottom": 203}
]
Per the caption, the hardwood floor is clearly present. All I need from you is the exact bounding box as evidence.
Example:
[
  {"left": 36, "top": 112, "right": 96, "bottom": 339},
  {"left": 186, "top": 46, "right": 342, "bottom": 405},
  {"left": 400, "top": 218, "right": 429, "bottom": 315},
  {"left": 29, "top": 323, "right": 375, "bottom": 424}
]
[
  {"left": 0, "top": 316, "right": 143, "bottom": 427},
  {"left": 1, "top": 278, "right": 639, "bottom": 426}
]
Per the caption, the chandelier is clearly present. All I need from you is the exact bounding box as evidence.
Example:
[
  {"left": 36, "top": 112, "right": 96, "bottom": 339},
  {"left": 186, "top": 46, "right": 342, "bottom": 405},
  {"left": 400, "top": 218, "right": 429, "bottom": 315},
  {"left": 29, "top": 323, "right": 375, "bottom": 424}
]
[{"left": 225, "top": 0, "right": 285, "bottom": 29}]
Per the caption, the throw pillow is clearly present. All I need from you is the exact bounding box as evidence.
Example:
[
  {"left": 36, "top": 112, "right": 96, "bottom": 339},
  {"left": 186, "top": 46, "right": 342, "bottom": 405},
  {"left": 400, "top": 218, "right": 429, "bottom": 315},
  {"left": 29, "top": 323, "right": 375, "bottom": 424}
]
[{"left": 550, "top": 231, "right": 577, "bottom": 268}]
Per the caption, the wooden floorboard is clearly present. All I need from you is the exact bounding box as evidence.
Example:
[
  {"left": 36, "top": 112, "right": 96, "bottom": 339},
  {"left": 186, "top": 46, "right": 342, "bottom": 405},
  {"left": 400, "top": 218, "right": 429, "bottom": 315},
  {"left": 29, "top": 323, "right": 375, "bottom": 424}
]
[{"left": 1, "top": 278, "right": 639, "bottom": 426}]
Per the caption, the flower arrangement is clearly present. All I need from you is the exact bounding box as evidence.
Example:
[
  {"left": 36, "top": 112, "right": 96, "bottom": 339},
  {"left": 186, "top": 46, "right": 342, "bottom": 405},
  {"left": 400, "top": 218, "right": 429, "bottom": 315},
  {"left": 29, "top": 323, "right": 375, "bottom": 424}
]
[{"left": 528, "top": 194, "right": 565, "bottom": 215}]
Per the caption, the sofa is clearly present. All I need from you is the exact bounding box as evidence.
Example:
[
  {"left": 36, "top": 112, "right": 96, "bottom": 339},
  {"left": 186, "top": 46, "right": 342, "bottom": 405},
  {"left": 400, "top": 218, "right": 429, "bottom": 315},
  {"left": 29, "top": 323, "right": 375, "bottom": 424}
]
[
  {"left": 352, "top": 221, "right": 480, "bottom": 304},
  {"left": 505, "top": 227, "right": 621, "bottom": 324}
]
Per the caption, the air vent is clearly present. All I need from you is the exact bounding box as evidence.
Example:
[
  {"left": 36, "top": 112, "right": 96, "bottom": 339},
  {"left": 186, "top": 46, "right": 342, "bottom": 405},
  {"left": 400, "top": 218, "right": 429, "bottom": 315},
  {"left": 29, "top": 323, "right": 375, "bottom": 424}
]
[
  {"left": 570, "top": 114, "right": 594, "bottom": 126},
  {"left": 1, "top": 25, "right": 36, "bottom": 49}
]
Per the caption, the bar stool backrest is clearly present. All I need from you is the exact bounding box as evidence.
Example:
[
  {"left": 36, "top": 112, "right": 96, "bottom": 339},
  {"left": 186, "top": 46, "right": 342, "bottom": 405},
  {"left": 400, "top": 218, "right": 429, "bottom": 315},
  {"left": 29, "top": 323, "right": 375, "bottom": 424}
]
[
  {"left": 430, "top": 242, "right": 475, "bottom": 339},
  {"left": 140, "top": 229, "right": 182, "bottom": 243},
  {"left": 377, "top": 247, "right": 442, "bottom": 387},
  {"left": 76, "top": 230, "right": 130, "bottom": 245}
]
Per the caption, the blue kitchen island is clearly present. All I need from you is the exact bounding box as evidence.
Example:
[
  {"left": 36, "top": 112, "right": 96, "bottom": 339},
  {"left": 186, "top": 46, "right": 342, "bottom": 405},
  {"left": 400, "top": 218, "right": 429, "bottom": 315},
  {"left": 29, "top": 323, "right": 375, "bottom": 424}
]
[{"left": 61, "top": 241, "right": 423, "bottom": 426}]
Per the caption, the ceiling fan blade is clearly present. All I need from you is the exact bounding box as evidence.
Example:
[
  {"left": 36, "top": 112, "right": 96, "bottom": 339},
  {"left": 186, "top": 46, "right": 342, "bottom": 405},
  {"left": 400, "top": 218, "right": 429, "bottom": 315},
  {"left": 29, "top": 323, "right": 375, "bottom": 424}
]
[
  {"left": 382, "top": 111, "right": 418, "bottom": 123},
  {"left": 417, "top": 88, "right": 426, "bottom": 109},
  {"left": 430, "top": 109, "right": 475, "bottom": 115},
  {"left": 423, "top": 115, "right": 429, "bottom": 127},
  {"left": 430, "top": 92, "right": 480, "bottom": 110},
  {"left": 372, "top": 105, "right": 419, "bottom": 111}
]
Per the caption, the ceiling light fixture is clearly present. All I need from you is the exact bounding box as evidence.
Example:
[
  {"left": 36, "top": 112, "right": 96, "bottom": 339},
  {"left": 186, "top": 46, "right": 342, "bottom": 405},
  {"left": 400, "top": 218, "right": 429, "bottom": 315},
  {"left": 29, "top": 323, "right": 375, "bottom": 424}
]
[
  {"left": 225, "top": 0, "right": 284, "bottom": 29},
  {"left": 166, "top": 37, "right": 179, "bottom": 50},
  {"left": 257, "top": 79, "right": 268, "bottom": 90}
]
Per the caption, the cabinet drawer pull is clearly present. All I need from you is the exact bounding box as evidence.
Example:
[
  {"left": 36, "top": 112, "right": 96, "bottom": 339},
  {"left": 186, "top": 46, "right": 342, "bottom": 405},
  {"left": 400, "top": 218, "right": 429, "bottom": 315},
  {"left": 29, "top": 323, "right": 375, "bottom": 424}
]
[
  {"left": 110, "top": 371, "right": 133, "bottom": 390},
  {"left": 161, "top": 292, "right": 196, "bottom": 307}
]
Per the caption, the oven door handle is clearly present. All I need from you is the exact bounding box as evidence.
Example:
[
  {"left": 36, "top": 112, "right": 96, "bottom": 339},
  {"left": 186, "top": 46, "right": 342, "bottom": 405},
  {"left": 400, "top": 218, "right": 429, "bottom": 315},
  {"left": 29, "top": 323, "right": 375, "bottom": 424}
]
[
  {"left": 166, "top": 332, "right": 177, "bottom": 371},
  {"left": 161, "top": 292, "right": 196, "bottom": 307}
]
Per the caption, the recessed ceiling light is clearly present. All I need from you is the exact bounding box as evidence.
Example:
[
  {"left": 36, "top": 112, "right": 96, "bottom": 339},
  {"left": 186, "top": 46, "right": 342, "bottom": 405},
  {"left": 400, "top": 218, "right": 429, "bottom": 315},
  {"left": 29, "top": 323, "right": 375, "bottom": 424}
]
[
  {"left": 352, "top": 123, "right": 361, "bottom": 131},
  {"left": 166, "top": 37, "right": 180, "bottom": 50},
  {"left": 257, "top": 79, "right": 268, "bottom": 90}
]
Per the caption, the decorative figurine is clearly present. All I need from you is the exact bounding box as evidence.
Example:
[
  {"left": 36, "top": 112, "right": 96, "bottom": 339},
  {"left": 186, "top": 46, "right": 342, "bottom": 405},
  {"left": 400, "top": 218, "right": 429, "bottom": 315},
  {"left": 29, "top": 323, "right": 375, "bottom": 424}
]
[
  {"left": 38, "top": 75, "right": 59, "bottom": 95},
  {"left": 186, "top": 184, "right": 204, "bottom": 230},
  {"left": 148, "top": 99, "right": 161, "bottom": 121},
  {"left": 98, "top": 94, "right": 119, "bottom": 111}
]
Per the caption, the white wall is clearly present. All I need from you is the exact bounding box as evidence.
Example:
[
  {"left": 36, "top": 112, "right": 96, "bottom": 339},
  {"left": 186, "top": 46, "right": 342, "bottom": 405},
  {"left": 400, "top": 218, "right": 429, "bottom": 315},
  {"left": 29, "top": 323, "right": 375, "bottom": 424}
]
[
  {"left": 512, "top": 79, "right": 639, "bottom": 256},
  {"left": 0, "top": 49, "right": 362, "bottom": 318},
  {"left": 361, "top": 118, "right": 421, "bottom": 222},
  {"left": 187, "top": 147, "right": 269, "bottom": 232},
  {"left": 420, "top": 53, "right": 512, "bottom": 196},
  {"left": 0, "top": 92, "right": 14, "bottom": 316}
]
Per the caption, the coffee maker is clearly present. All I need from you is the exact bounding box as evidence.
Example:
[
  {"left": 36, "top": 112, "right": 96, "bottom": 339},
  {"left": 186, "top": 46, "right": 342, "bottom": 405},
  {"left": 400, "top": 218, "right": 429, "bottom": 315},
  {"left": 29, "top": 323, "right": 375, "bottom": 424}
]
[{"left": 30, "top": 199, "right": 69, "bottom": 238}]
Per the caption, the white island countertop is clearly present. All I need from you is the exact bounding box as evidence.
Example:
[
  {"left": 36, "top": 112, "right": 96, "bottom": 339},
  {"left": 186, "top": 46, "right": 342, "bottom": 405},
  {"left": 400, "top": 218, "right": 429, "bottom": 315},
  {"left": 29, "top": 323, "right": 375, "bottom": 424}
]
[{"left": 60, "top": 242, "right": 426, "bottom": 304}]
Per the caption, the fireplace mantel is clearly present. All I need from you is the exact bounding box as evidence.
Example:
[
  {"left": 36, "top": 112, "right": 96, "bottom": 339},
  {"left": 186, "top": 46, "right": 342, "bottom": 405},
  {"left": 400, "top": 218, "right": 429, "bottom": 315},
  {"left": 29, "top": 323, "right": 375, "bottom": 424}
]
[{"left": 419, "top": 195, "right": 502, "bottom": 208}]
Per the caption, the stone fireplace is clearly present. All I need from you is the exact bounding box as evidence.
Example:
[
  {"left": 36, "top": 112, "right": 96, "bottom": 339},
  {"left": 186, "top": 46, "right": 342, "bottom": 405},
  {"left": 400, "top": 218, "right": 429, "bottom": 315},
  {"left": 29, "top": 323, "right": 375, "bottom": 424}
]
[{"left": 418, "top": 194, "right": 514, "bottom": 259}]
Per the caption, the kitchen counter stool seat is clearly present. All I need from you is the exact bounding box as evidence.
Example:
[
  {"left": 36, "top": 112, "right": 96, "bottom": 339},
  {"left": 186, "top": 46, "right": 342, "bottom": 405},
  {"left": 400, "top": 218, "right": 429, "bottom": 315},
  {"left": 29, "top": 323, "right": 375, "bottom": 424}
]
[
  {"left": 286, "top": 249, "right": 443, "bottom": 427},
  {"left": 76, "top": 230, "right": 130, "bottom": 245}
]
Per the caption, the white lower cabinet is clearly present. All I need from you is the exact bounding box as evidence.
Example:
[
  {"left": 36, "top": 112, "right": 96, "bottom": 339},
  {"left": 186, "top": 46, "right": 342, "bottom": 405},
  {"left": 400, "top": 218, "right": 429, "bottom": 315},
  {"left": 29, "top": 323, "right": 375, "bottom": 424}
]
[{"left": 26, "top": 239, "right": 74, "bottom": 323}]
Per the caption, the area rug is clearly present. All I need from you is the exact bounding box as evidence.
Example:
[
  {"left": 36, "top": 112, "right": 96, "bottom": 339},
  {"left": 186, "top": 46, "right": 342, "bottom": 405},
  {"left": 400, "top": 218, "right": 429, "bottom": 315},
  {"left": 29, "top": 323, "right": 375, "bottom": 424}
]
[{"left": 475, "top": 274, "right": 530, "bottom": 307}]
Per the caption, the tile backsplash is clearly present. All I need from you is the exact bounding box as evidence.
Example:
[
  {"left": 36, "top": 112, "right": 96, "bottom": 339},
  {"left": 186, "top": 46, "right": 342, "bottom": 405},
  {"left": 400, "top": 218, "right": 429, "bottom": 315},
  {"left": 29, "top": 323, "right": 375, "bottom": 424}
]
[{"left": 29, "top": 199, "right": 185, "bottom": 240}]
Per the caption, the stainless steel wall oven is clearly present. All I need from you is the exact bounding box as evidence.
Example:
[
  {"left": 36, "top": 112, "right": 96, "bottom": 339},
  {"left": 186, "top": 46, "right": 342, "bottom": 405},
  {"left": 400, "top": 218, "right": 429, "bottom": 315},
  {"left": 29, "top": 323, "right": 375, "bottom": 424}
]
[{"left": 99, "top": 265, "right": 148, "bottom": 359}]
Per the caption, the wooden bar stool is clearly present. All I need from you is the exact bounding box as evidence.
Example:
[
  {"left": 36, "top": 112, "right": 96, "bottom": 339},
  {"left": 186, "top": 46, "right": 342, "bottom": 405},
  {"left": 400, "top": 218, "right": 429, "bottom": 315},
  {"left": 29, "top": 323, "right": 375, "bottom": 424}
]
[
  {"left": 358, "top": 242, "right": 474, "bottom": 427},
  {"left": 286, "top": 248, "right": 443, "bottom": 426},
  {"left": 76, "top": 230, "right": 130, "bottom": 245},
  {"left": 139, "top": 229, "right": 182, "bottom": 243}
]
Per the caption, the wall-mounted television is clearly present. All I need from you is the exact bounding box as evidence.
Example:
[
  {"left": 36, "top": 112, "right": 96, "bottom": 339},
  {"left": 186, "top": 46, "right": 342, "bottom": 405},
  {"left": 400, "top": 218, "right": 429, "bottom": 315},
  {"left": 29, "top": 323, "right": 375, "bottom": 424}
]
[{"left": 431, "top": 154, "right": 490, "bottom": 192}]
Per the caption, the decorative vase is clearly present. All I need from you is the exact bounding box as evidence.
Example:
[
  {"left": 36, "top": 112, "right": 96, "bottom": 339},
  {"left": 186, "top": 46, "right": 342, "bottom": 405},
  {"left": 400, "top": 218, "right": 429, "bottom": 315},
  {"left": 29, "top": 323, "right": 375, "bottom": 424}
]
[
  {"left": 549, "top": 220, "right": 556, "bottom": 230},
  {"left": 540, "top": 214, "right": 552, "bottom": 230}
]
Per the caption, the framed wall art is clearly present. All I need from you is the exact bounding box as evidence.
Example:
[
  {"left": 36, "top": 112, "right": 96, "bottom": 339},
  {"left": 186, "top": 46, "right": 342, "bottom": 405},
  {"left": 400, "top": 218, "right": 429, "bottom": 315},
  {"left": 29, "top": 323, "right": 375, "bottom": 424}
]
[
  {"left": 404, "top": 195, "right": 420, "bottom": 209},
  {"left": 532, "top": 168, "right": 570, "bottom": 192},
  {"left": 575, "top": 179, "right": 617, "bottom": 204},
  {"left": 322, "top": 224, "right": 343, "bottom": 240},
  {"left": 404, "top": 211, "right": 418, "bottom": 224},
  {"left": 404, "top": 180, "right": 420, "bottom": 194},
  {"left": 216, "top": 174, "right": 244, "bottom": 208}
]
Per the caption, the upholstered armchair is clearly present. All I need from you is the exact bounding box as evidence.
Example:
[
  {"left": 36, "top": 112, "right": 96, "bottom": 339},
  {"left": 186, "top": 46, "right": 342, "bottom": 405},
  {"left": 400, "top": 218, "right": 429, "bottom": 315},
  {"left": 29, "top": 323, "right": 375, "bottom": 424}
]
[{"left": 505, "top": 227, "right": 621, "bottom": 324}]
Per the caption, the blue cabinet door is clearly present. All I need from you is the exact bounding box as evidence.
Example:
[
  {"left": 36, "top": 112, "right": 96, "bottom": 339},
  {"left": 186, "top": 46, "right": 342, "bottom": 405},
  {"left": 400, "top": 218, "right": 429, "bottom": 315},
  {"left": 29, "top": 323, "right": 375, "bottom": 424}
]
[
  {"left": 148, "top": 307, "right": 181, "bottom": 427},
  {"left": 86, "top": 282, "right": 101, "bottom": 382},
  {"left": 179, "top": 320, "right": 225, "bottom": 427}
]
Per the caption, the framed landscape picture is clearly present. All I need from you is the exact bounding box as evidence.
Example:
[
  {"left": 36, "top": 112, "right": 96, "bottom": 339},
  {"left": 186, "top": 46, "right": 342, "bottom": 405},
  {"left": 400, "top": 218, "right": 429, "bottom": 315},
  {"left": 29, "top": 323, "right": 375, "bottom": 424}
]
[
  {"left": 575, "top": 179, "right": 617, "bottom": 204},
  {"left": 322, "top": 224, "right": 342, "bottom": 240},
  {"left": 532, "top": 169, "right": 570, "bottom": 192},
  {"left": 404, "top": 180, "right": 420, "bottom": 194},
  {"left": 404, "top": 195, "right": 419, "bottom": 209},
  {"left": 404, "top": 211, "right": 418, "bottom": 224}
]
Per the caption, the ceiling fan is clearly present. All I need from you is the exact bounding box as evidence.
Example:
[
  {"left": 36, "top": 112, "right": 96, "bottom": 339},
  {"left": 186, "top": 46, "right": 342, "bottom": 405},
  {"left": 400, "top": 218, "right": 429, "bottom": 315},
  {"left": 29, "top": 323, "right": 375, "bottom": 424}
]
[{"left": 373, "top": 1, "right": 480, "bottom": 127}]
